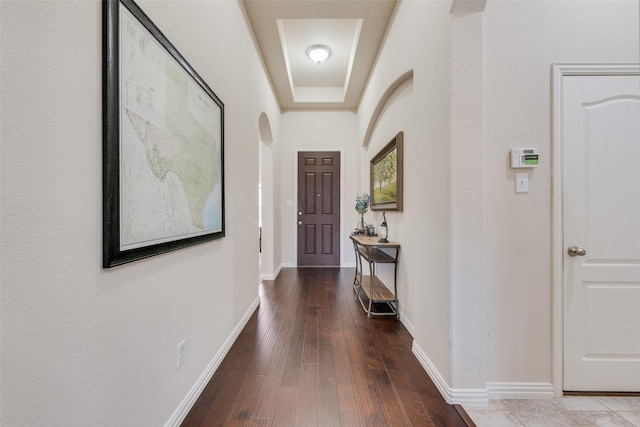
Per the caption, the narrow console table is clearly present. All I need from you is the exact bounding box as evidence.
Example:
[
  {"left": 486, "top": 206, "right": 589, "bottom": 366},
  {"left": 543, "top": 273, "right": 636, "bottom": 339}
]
[{"left": 350, "top": 234, "right": 400, "bottom": 318}]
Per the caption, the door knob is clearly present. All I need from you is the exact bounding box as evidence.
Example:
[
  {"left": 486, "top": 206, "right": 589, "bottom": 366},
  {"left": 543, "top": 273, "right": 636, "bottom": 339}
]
[
  {"left": 567, "top": 246, "right": 587, "bottom": 257},
  {"left": 298, "top": 220, "right": 303, "bottom": 225}
]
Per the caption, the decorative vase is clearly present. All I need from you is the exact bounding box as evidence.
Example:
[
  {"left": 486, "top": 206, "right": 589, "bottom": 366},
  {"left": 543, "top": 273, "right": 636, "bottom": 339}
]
[{"left": 358, "top": 215, "right": 366, "bottom": 234}]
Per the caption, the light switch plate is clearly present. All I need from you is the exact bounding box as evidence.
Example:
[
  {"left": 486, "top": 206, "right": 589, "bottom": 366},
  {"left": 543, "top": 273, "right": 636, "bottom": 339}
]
[{"left": 516, "top": 173, "right": 529, "bottom": 193}]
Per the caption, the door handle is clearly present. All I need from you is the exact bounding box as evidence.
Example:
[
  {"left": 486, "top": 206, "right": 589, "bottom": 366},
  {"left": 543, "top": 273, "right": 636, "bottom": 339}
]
[
  {"left": 567, "top": 246, "right": 587, "bottom": 257},
  {"left": 298, "top": 220, "right": 303, "bottom": 225}
]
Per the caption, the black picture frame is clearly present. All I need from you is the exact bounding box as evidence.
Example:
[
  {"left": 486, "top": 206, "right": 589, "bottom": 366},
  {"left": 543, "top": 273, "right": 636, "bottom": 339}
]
[
  {"left": 370, "top": 131, "right": 403, "bottom": 211},
  {"left": 103, "top": 0, "right": 225, "bottom": 268}
]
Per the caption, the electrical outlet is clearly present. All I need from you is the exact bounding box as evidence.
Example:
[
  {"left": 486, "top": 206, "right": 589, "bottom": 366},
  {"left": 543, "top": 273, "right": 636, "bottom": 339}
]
[{"left": 177, "top": 339, "right": 186, "bottom": 369}]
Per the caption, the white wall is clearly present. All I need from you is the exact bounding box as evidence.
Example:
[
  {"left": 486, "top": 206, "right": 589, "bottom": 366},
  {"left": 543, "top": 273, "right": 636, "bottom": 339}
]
[
  {"left": 356, "top": 0, "right": 639, "bottom": 402},
  {"left": 0, "top": 1, "right": 280, "bottom": 425},
  {"left": 357, "top": 0, "right": 455, "bottom": 385},
  {"left": 279, "top": 110, "right": 360, "bottom": 268},
  {"left": 482, "top": 0, "right": 639, "bottom": 387},
  {"left": 450, "top": 6, "right": 486, "bottom": 392},
  {"left": 361, "top": 77, "right": 418, "bottom": 330},
  {"left": 259, "top": 112, "right": 281, "bottom": 280}
]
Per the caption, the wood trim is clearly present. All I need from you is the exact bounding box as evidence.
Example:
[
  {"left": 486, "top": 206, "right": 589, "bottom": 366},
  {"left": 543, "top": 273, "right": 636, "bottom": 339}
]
[{"left": 453, "top": 404, "right": 477, "bottom": 427}]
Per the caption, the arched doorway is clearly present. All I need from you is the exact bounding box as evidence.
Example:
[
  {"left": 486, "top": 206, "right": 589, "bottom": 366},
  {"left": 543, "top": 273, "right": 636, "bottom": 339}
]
[{"left": 258, "top": 113, "right": 275, "bottom": 279}]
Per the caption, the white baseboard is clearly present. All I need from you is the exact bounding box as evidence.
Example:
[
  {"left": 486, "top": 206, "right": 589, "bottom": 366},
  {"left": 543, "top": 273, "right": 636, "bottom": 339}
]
[
  {"left": 399, "top": 312, "right": 415, "bottom": 337},
  {"left": 411, "top": 341, "right": 457, "bottom": 404},
  {"left": 487, "top": 382, "right": 555, "bottom": 400},
  {"left": 412, "top": 341, "right": 488, "bottom": 406},
  {"left": 342, "top": 262, "right": 356, "bottom": 268},
  {"left": 164, "top": 295, "right": 261, "bottom": 427},
  {"left": 260, "top": 264, "right": 282, "bottom": 281},
  {"left": 281, "top": 262, "right": 295, "bottom": 268},
  {"left": 411, "top": 341, "right": 555, "bottom": 407},
  {"left": 451, "top": 389, "right": 490, "bottom": 407}
]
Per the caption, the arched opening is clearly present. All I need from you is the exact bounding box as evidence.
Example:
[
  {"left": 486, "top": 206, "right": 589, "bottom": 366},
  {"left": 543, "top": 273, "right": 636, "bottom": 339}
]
[{"left": 258, "top": 112, "right": 274, "bottom": 280}]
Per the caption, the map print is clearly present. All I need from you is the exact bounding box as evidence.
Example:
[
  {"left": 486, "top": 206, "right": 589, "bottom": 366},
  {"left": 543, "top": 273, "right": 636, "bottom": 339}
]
[{"left": 119, "top": 6, "right": 222, "bottom": 249}]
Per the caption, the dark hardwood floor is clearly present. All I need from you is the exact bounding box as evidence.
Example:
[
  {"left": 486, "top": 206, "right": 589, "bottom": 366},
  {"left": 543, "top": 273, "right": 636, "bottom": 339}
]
[{"left": 181, "top": 268, "right": 471, "bottom": 427}]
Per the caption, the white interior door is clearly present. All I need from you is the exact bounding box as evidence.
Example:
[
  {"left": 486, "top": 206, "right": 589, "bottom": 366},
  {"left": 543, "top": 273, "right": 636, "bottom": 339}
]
[{"left": 562, "top": 72, "right": 640, "bottom": 391}]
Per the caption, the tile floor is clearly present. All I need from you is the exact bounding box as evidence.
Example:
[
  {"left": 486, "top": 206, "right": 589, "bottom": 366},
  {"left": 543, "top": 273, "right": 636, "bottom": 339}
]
[{"left": 465, "top": 396, "right": 640, "bottom": 427}]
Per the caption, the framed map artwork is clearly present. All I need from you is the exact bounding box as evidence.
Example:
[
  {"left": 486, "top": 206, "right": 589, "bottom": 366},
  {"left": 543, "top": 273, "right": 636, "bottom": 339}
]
[
  {"left": 370, "top": 131, "right": 403, "bottom": 211},
  {"left": 103, "top": 0, "right": 225, "bottom": 267}
]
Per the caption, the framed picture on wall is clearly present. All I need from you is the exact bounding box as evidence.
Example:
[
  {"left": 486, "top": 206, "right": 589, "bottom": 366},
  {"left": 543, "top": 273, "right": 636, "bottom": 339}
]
[
  {"left": 370, "top": 131, "right": 403, "bottom": 211},
  {"left": 102, "top": 0, "right": 225, "bottom": 267}
]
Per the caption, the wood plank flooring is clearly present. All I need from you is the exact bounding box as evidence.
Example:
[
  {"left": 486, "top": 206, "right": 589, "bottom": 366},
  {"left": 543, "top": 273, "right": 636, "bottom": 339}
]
[{"left": 181, "top": 268, "right": 470, "bottom": 427}]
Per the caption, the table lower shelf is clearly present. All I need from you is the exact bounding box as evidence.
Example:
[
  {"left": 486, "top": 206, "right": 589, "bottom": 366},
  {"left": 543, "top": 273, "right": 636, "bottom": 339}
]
[
  {"left": 356, "top": 275, "right": 398, "bottom": 317},
  {"left": 360, "top": 275, "right": 395, "bottom": 300}
]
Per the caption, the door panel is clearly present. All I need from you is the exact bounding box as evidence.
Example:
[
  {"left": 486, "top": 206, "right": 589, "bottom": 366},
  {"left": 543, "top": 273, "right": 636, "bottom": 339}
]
[
  {"left": 297, "top": 151, "right": 340, "bottom": 266},
  {"left": 563, "top": 74, "right": 640, "bottom": 391}
]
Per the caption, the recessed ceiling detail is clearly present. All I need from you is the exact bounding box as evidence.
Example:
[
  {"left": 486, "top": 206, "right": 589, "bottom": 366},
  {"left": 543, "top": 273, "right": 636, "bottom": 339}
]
[
  {"left": 278, "top": 18, "right": 362, "bottom": 103},
  {"left": 242, "top": 0, "right": 397, "bottom": 109}
]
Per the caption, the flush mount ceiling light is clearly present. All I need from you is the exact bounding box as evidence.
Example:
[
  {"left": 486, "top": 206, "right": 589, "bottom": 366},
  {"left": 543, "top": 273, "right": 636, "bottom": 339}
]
[{"left": 306, "top": 44, "right": 332, "bottom": 64}]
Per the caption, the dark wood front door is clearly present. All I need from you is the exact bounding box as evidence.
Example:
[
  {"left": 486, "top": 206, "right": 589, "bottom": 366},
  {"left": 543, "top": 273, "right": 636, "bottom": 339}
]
[{"left": 297, "top": 151, "right": 340, "bottom": 266}]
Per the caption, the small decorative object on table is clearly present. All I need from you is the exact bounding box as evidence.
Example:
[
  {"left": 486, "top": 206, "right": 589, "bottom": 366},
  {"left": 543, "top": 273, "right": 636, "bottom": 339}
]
[
  {"left": 377, "top": 212, "right": 388, "bottom": 243},
  {"left": 354, "top": 193, "right": 370, "bottom": 234}
]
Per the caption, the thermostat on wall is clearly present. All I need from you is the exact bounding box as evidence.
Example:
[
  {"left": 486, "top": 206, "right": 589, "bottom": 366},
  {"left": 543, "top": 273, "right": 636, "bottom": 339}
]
[{"left": 511, "top": 148, "right": 539, "bottom": 168}]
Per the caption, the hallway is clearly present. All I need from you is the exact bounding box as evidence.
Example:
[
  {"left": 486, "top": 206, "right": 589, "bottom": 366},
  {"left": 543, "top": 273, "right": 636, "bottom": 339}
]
[{"left": 181, "top": 268, "right": 470, "bottom": 426}]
